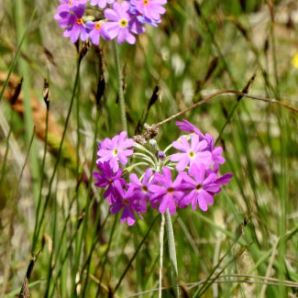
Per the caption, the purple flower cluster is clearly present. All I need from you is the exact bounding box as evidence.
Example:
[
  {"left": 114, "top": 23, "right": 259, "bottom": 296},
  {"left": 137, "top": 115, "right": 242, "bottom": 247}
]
[
  {"left": 55, "top": 0, "right": 167, "bottom": 45},
  {"left": 94, "top": 121, "right": 232, "bottom": 226}
]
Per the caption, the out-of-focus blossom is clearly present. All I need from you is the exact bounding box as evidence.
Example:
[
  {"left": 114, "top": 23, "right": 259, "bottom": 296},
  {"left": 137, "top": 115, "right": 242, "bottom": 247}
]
[
  {"left": 104, "top": 2, "right": 136, "bottom": 44},
  {"left": 55, "top": 0, "right": 168, "bottom": 44}
]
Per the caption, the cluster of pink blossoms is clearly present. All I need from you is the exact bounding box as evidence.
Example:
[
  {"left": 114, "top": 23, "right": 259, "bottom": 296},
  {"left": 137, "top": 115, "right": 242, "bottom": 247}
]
[
  {"left": 55, "top": 0, "right": 167, "bottom": 44},
  {"left": 93, "top": 120, "right": 232, "bottom": 226}
]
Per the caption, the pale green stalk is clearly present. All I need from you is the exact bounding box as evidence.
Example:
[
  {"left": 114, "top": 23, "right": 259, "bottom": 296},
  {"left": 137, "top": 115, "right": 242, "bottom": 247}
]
[
  {"left": 165, "top": 210, "right": 179, "bottom": 297},
  {"left": 158, "top": 214, "right": 165, "bottom": 298}
]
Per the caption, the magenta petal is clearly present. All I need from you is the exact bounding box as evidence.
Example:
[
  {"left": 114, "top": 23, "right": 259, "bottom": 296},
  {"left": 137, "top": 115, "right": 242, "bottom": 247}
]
[
  {"left": 121, "top": 208, "right": 136, "bottom": 226},
  {"left": 189, "top": 164, "right": 205, "bottom": 183},
  {"left": 176, "top": 157, "right": 189, "bottom": 171},
  {"left": 104, "top": 22, "right": 119, "bottom": 39},
  {"left": 172, "top": 136, "right": 189, "bottom": 151},
  {"left": 159, "top": 194, "right": 176, "bottom": 214},
  {"left": 104, "top": 9, "right": 119, "bottom": 21},
  {"left": 216, "top": 173, "right": 233, "bottom": 185},
  {"left": 126, "top": 32, "right": 136, "bottom": 44},
  {"left": 198, "top": 195, "right": 208, "bottom": 212}
]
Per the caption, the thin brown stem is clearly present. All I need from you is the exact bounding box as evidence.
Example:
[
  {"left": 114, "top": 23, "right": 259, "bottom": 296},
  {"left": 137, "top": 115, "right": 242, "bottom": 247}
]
[{"left": 154, "top": 90, "right": 298, "bottom": 128}]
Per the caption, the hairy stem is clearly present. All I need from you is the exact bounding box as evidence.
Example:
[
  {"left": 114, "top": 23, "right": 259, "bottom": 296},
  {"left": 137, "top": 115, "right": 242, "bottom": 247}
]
[{"left": 159, "top": 214, "right": 165, "bottom": 298}]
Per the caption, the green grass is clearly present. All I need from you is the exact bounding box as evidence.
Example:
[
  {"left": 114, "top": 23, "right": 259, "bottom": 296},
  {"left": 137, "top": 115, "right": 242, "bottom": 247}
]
[{"left": 0, "top": 0, "right": 298, "bottom": 297}]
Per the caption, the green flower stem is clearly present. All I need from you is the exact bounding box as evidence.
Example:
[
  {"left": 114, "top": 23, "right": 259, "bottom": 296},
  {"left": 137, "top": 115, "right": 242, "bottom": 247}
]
[
  {"left": 165, "top": 210, "right": 180, "bottom": 297},
  {"left": 113, "top": 42, "right": 127, "bottom": 131},
  {"left": 112, "top": 42, "right": 127, "bottom": 132}
]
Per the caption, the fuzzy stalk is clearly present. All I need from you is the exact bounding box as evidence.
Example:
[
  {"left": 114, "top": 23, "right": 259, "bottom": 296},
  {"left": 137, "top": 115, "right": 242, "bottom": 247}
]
[{"left": 165, "top": 210, "right": 180, "bottom": 297}]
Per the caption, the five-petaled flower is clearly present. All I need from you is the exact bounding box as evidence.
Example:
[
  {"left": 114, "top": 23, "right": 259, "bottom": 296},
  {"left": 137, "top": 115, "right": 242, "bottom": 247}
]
[
  {"left": 170, "top": 134, "right": 212, "bottom": 171},
  {"left": 104, "top": 2, "right": 136, "bottom": 44},
  {"left": 180, "top": 164, "right": 232, "bottom": 211},
  {"left": 149, "top": 167, "right": 184, "bottom": 214},
  {"left": 97, "top": 131, "right": 135, "bottom": 172}
]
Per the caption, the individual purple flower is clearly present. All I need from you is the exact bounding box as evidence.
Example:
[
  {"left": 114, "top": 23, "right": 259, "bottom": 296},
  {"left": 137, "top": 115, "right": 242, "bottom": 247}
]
[
  {"left": 180, "top": 164, "right": 232, "bottom": 211},
  {"left": 149, "top": 167, "right": 184, "bottom": 214},
  {"left": 55, "top": 4, "right": 75, "bottom": 29},
  {"left": 129, "top": 168, "right": 153, "bottom": 201},
  {"left": 104, "top": 2, "right": 136, "bottom": 44},
  {"left": 130, "top": 0, "right": 167, "bottom": 22},
  {"left": 170, "top": 134, "right": 212, "bottom": 171},
  {"left": 128, "top": 14, "right": 146, "bottom": 35},
  {"left": 176, "top": 120, "right": 225, "bottom": 171},
  {"left": 55, "top": 3, "right": 89, "bottom": 43},
  {"left": 93, "top": 162, "right": 125, "bottom": 203},
  {"left": 90, "top": 0, "right": 115, "bottom": 8},
  {"left": 97, "top": 131, "right": 135, "bottom": 172},
  {"left": 110, "top": 180, "right": 147, "bottom": 226},
  {"left": 128, "top": 6, "right": 159, "bottom": 33},
  {"left": 87, "top": 20, "right": 108, "bottom": 45}
]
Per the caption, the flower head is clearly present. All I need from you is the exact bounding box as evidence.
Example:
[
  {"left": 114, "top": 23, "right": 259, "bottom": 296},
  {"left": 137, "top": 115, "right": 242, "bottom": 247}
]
[{"left": 93, "top": 121, "right": 232, "bottom": 226}]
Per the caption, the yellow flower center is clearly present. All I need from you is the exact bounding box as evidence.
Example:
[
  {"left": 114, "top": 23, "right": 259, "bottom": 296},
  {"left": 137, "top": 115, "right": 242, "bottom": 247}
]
[
  {"left": 143, "top": 0, "right": 149, "bottom": 5},
  {"left": 119, "top": 18, "right": 128, "bottom": 28},
  {"left": 112, "top": 149, "right": 118, "bottom": 156},
  {"left": 188, "top": 151, "right": 196, "bottom": 159}
]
